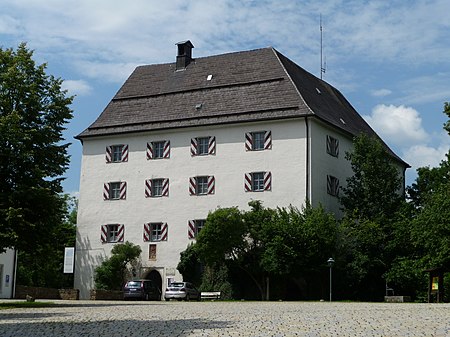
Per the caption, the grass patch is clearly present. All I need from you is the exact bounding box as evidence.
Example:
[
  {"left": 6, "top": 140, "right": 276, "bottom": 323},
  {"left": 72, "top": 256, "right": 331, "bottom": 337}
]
[{"left": 0, "top": 301, "right": 56, "bottom": 310}]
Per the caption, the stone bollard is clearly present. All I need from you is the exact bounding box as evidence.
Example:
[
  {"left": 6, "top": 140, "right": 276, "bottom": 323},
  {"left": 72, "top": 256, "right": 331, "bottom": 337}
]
[{"left": 26, "top": 294, "right": 35, "bottom": 302}]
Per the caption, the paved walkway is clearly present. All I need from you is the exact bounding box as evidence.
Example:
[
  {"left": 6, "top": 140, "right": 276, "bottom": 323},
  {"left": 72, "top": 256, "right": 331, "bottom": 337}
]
[{"left": 1, "top": 300, "right": 449, "bottom": 336}]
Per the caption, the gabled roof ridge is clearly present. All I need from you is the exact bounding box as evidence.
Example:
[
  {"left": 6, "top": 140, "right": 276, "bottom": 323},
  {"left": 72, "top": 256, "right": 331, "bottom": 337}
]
[
  {"left": 271, "top": 48, "right": 315, "bottom": 117},
  {"left": 133, "top": 46, "right": 276, "bottom": 70}
]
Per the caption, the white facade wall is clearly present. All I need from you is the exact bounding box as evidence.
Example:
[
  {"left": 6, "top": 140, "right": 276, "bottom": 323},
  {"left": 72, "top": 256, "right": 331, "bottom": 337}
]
[
  {"left": 0, "top": 249, "right": 16, "bottom": 299},
  {"left": 75, "top": 119, "right": 309, "bottom": 299},
  {"left": 309, "top": 119, "right": 354, "bottom": 216}
]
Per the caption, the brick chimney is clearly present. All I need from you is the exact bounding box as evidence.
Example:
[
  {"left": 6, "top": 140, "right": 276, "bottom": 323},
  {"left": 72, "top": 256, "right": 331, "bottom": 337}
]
[{"left": 175, "top": 40, "right": 194, "bottom": 70}]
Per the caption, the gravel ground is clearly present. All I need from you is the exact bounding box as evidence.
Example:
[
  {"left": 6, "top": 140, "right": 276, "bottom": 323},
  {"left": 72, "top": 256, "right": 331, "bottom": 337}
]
[{"left": 1, "top": 300, "right": 449, "bottom": 337}]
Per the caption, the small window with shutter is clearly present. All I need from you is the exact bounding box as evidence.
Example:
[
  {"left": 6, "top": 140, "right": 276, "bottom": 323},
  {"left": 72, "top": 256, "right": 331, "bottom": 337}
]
[
  {"left": 327, "top": 175, "right": 339, "bottom": 196},
  {"left": 326, "top": 135, "right": 339, "bottom": 157}
]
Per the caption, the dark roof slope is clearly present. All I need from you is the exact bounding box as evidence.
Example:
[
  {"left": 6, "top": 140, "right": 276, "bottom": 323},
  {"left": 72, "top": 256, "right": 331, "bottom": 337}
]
[{"left": 77, "top": 46, "right": 407, "bottom": 166}]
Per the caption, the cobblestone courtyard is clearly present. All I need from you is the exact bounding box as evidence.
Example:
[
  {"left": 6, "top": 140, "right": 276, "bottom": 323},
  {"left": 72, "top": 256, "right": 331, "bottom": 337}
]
[{"left": 1, "top": 300, "right": 449, "bottom": 336}]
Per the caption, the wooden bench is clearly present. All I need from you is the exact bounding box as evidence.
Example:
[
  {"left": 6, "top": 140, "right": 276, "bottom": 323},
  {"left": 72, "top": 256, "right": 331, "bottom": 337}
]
[{"left": 201, "top": 291, "right": 221, "bottom": 300}]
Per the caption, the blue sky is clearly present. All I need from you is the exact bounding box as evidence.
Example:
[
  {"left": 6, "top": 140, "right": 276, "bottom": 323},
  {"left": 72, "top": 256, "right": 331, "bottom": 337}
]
[{"left": 1, "top": 0, "right": 449, "bottom": 196}]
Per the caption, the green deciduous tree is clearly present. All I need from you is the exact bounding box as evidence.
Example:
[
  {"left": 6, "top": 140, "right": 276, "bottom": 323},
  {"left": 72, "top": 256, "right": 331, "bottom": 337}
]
[
  {"left": 195, "top": 207, "right": 247, "bottom": 266},
  {"left": 386, "top": 103, "right": 450, "bottom": 301},
  {"left": 183, "top": 202, "right": 339, "bottom": 300},
  {"left": 177, "top": 243, "right": 202, "bottom": 286},
  {"left": 0, "top": 43, "right": 73, "bottom": 253},
  {"left": 443, "top": 102, "right": 450, "bottom": 135},
  {"left": 407, "top": 154, "right": 450, "bottom": 210},
  {"left": 339, "top": 134, "right": 405, "bottom": 300},
  {"left": 94, "top": 241, "right": 142, "bottom": 290},
  {"left": 261, "top": 203, "right": 337, "bottom": 277},
  {"left": 340, "top": 133, "right": 403, "bottom": 223},
  {"left": 17, "top": 195, "right": 77, "bottom": 288}
]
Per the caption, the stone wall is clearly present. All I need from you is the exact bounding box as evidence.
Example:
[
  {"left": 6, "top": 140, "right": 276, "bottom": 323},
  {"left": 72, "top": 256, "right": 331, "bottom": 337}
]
[
  {"left": 15, "top": 285, "right": 79, "bottom": 300},
  {"left": 385, "top": 296, "right": 412, "bottom": 303},
  {"left": 90, "top": 289, "right": 123, "bottom": 300}
]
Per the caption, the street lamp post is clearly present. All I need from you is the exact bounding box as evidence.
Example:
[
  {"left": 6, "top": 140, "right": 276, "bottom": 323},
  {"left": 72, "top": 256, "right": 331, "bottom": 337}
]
[{"left": 327, "top": 257, "right": 335, "bottom": 302}]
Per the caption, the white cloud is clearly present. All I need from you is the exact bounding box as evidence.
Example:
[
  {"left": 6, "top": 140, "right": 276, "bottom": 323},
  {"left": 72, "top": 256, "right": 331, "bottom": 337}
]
[
  {"left": 0, "top": 15, "right": 21, "bottom": 35},
  {"left": 62, "top": 80, "right": 93, "bottom": 96},
  {"left": 363, "top": 104, "right": 428, "bottom": 147},
  {"left": 74, "top": 61, "right": 138, "bottom": 84},
  {"left": 371, "top": 89, "right": 392, "bottom": 97},
  {"left": 403, "top": 142, "right": 449, "bottom": 170}
]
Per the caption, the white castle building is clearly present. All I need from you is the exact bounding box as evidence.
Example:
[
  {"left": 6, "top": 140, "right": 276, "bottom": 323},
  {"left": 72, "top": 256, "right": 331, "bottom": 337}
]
[{"left": 74, "top": 41, "right": 407, "bottom": 299}]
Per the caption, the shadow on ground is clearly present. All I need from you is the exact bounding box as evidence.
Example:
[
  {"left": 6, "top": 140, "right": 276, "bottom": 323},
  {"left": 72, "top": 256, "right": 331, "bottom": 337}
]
[{"left": 0, "top": 317, "right": 230, "bottom": 337}]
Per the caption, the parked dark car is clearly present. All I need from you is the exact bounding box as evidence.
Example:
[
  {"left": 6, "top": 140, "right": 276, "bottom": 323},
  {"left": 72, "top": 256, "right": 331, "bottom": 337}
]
[
  {"left": 123, "top": 280, "right": 161, "bottom": 301},
  {"left": 164, "top": 282, "right": 200, "bottom": 301}
]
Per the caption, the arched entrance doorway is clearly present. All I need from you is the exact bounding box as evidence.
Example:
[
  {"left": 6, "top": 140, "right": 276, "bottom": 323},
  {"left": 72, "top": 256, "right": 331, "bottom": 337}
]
[{"left": 144, "top": 269, "right": 163, "bottom": 296}]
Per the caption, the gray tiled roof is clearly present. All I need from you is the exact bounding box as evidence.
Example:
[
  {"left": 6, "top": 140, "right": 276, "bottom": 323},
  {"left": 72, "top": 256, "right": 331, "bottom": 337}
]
[{"left": 76, "top": 46, "right": 406, "bottom": 165}]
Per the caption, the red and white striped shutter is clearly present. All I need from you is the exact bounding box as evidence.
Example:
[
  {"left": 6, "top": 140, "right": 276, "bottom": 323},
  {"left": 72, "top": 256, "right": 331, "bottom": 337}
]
[
  {"left": 162, "top": 178, "right": 169, "bottom": 196},
  {"left": 188, "top": 220, "right": 196, "bottom": 239},
  {"left": 163, "top": 140, "right": 170, "bottom": 158},
  {"left": 207, "top": 176, "right": 215, "bottom": 194},
  {"left": 103, "top": 183, "right": 110, "bottom": 200},
  {"left": 190, "top": 138, "right": 198, "bottom": 156},
  {"left": 208, "top": 136, "right": 216, "bottom": 155},
  {"left": 146, "top": 142, "right": 153, "bottom": 160},
  {"left": 264, "top": 131, "right": 272, "bottom": 150},
  {"left": 161, "top": 223, "right": 168, "bottom": 241},
  {"left": 143, "top": 223, "right": 151, "bottom": 242},
  {"left": 122, "top": 144, "right": 129, "bottom": 162},
  {"left": 101, "top": 225, "right": 108, "bottom": 243},
  {"left": 117, "top": 224, "right": 125, "bottom": 242},
  {"left": 189, "top": 177, "right": 196, "bottom": 195},
  {"left": 245, "top": 132, "right": 252, "bottom": 151},
  {"left": 120, "top": 182, "right": 127, "bottom": 199},
  {"left": 264, "top": 171, "right": 272, "bottom": 191},
  {"left": 106, "top": 146, "right": 112, "bottom": 163},
  {"left": 244, "top": 173, "right": 252, "bottom": 192},
  {"left": 145, "top": 179, "right": 152, "bottom": 198}
]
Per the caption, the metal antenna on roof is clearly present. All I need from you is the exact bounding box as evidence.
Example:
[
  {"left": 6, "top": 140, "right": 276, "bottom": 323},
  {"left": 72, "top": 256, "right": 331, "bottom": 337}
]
[{"left": 320, "top": 14, "right": 326, "bottom": 79}]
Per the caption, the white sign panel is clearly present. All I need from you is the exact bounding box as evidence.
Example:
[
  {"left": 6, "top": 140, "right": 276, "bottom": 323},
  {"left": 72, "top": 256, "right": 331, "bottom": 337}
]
[{"left": 64, "top": 247, "right": 75, "bottom": 274}]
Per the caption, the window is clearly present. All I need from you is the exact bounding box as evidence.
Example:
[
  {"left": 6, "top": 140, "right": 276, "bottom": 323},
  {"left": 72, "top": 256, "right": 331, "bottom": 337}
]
[
  {"left": 152, "top": 179, "right": 163, "bottom": 196},
  {"left": 189, "top": 176, "right": 215, "bottom": 195},
  {"left": 326, "top": 136, "right": 339, "bottom": 157},
  {"left": 197, "top": 176, "right": 208, "bottom": 195},
  {"left": 151, "top": 223, "right": 163, "bottom": 241},
  {"left": 149, "top": 244, "right": 157, "bottom": 260},
  {"left": 252, "top": 172, "right": 265, "bottom": 191},
  {"left": 144, "top": 223, "right": 168, "bottom": 242},
  {"left": 245, "top": 131, "right": 272, "bottom": 151},
  {"left": 103, "top": 182, "right": 127, "bottom": 200},
  {"left": 197, "top": 137, "right": 209, "bottom": 155},
  {"left": 253, "top": 132, "right": 265, "bottom": 150},
  {"left": 147, "top": 140, "right": 170, "bottom": 159},
  {"left": 110, "top": 182, "right": 121, "bottom": 199},
  {"left": 195, "top": 219, "right": 206, "bottom": 235},
  {"left": 101, "top": 224, "right": 124, "bottom": 243},
  {"left": 106, "top": 144, "right": 128, "bottom": 163},
  {"left": 112, "top": 145, "right": 123, "bottom": 162},
  {"left": 153, "top": 141, "right": 165, "bottom": 158},
  {"left": 188, "top": 219, "right": 206, "bottom": 239},
  {"left": 244, "top": 172, "right": 272, "bottom": 192},
  {"left": 191, "top": 136, "right": 216, "bottom": 156},
  {"left": 327, "top": 175, "right": 339, "bottom": 196},
  {"left": 145, "top": 178, "right": 169, "bottom": 197}
]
